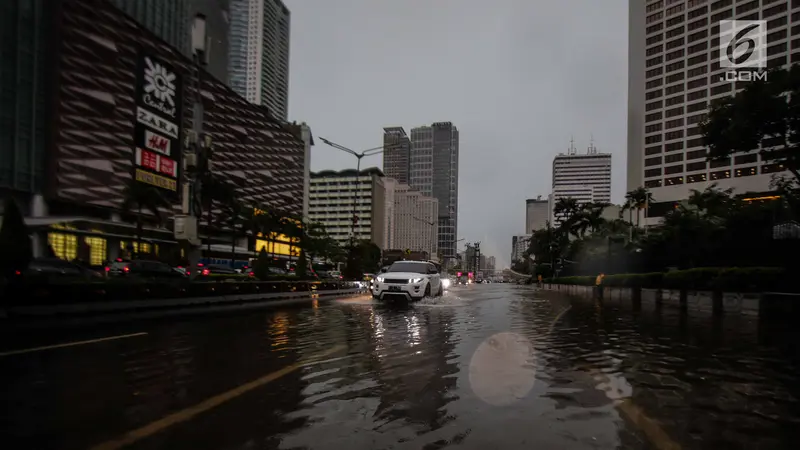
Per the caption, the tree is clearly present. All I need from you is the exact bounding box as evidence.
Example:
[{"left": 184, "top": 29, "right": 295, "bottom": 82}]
[
  {"left": 700, "top": 65, "right": 800, "bottom": 182},
  {"left": 553, "top": 197, "right": 580, "bottom": 225},
  {"left": 121, "top": 181, "right": 172, "bottom": 258},
  {"left": 623, "top": 187, "right": 654, "bottom": 227},
  {"left": 0, "top": 198, "right": 32, "bottom": 280},
  {"left": 199, "top": 174, "right": 235, "bottom": 256},
  {"left": 217, "top": 198, "right": 249, "bottom": 268}
]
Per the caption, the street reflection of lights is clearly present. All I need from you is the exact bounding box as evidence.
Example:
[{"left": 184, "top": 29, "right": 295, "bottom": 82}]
[
  {"left": 406, "top": 316, "right": 421, "bottom": 346},
  {"left": 269, "top": 312, "right": 290, "bottom": 348},
  {"left": 312, "top": 299, "right": 319, "bottom": 309}
]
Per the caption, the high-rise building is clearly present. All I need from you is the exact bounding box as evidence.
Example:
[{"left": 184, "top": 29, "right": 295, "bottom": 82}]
[
  {"left": 511, "top": 235, "right": 531, "bottom": 264},
  {"left": 383, "top": 177, "right": 397, "bottom": 249},
  {"left": 382, "top": 127, "right": 411, "bottom": 184},
  {"left": 308, "top": 168, "right": 387, "bottom": 248},
  {"left": 525, "top": 197, "right": 549, "bottom": 233},
  {"left": 487, "top": 256, "right": 496, "bottom": 272},
  {"left": 111, "top": 0, "right": 191, "bottom": 55},
  {"left": 409, "top": 122, "right": 460, "bottom": 263},
  {"left": 189, "top": 0, "right": 231, "bottom": 84},
  {"left": 0, "top": 0, "right": 51, "bottom": 197},
  {"left": 392, "top": 184, "right": 439, "bottom": 257},
  {"left": 229, "top": 0, "right": 290, "bottom": 120},
  {"left": 551, "top": 140, "right": 612, "bottom": 226},
  {"left": 628, "top": 0, "right": 795, "bottom": 222}
]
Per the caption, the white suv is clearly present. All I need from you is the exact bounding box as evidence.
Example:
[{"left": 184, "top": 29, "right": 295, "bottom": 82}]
[{"left": 372, "top": 261, "right": 443, "bottom": 301}]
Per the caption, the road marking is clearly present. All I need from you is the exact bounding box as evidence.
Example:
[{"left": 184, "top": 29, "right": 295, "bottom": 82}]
[
  {"left": 90, "top": 344, "right": 347, "bottom": 450},
  {"left": 544, "top": 303, "right": 680, "bottom": 449},
  {"left": 0, "top": 332, "right": 148, "bottom": 357},
  {"left": 617, "top": 399, "right": 681, "bottom": 450}
]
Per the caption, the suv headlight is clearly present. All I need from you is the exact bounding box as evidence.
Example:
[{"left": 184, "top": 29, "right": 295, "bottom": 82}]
[
  {"left": 376, "top": 276, "right": 384, "bottom": 282},
  {"left": 410, "top": 277, "right": 423, "bottom": 284}
]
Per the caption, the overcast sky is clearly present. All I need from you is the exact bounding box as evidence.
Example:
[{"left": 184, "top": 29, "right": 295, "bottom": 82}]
[{"left": 285, "top": 0, "right": 628, "bottom": 268}]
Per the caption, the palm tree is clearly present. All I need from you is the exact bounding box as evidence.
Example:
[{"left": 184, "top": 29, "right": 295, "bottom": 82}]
[
  {"left": 217, "top": 198, "right": 248, "bottom": 268},
  {"left": 255, "top": 208, "right": 283, "bottom": 259},
  {"left": 623, "top": 187, "right": 654, "bottom": 227},
  {"left": 121, "top": 181, "right": 172, "bottom": 258},
  {"left": 553, "top": 197, "right": 580, "bottom": 224}
]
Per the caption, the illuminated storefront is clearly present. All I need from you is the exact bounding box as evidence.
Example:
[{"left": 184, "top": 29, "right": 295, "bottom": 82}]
[
  {"left": 47, "top": 224, "right": 108, "bottom": 266},
  {"left": 255, "top": 232, "right": 300, "bottom": 258}
]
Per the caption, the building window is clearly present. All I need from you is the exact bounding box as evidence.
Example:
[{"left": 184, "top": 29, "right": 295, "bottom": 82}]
[
  {"left": 735, "top": 166, "right": 758, "bottom": 177},
  {"left": 687, "top": 173, "right": 708, "bottom": 184},
  {"left": 710, "top": 169, "right": 731, "bottom": 180},
  {"left": 665, "top": 176, "right": 684, "bottom": 185},
  {"left": 645, "top": 179, "right": 663, "bottom": 188},
  {"left": 48, "top": 232, "right": 78, "bottom": 261}
]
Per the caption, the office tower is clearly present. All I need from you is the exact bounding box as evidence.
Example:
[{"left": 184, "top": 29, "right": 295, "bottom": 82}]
[
  {"left": 382, "top": 127, "right": 411, "bottom": 184},
  {"left": 392, "top": 183, "right": 439, "bottom": 256},
  {"left": 551, "top": 139, "right": 612, "bottom": 226},
  {"left": 189, "top": 0, "right": 231, "bottom": 83},
  {"left": 487, "top": 256, "right": 496, "bottom": 272},
  {"left": 0, "top": 0, "right": 50, "bottom": 196},
  {"left": 525, "top": 196, "right": 549, "bottom": 233},
  {"left": 111, "top": 0, "right": 191, "bottom": 55},
  {"left": 229, "top": 0, "right": 290, "bottom": 120},
  {"left": 511, "top": 235, "right": 531, "bottom": 264},
  {"left": 309, "top": 168, "right": 387, "bottom": 248},
  {"left": 628, "top": 0, "right": 795, "bottom": 221},
  {"left": 409, "top": 122, "right": 460, "bottom": 263},
  {"left": 383, "top": 177, "right": 397, "bottom": 249}
]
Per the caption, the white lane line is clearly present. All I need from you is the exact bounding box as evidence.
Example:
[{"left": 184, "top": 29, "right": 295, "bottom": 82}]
[{"left": 0, "top": 332, "right": 148, "bottom": 357}]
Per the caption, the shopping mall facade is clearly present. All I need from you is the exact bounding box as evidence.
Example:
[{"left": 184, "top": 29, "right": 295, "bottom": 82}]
[{"left": 0, "top": 0, "right": 306, "bottom": 267}]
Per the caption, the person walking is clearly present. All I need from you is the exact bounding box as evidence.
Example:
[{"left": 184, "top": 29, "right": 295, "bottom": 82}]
[{"left": 595, "top": 272, "right": 605, "bottom": 300}]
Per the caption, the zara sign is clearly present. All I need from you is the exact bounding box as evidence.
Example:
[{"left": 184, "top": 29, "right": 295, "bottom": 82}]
[{"left": 132, "top": 51, "right": 183, "bottom": 195}]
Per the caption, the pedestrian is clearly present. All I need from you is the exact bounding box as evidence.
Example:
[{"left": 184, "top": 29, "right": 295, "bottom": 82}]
[
  {"left": 595, "top": 272, "right": 605, "bottom": 300},
  {"left": 537, "top": 274, "right": 543, "bottom": 288}
]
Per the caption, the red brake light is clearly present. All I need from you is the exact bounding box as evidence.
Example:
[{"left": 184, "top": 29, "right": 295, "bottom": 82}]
[
  {"left": 197, "top": 263, "right": 204, "bottom": 267},
  {"left": 202, "top": 269, "right": 210, "bottom": 276},
  {"left": 104, "top": 267, "right": 110, "bottom": 272},
  {"left": 248, "top": 271, "right": 254, "bottom": 277},
  {"left": 123, "top": 266, "right": 130, "bottom": 272},
  {"left": 115, "top": 258, "right": 122, "bottom": 262},
  {"left": 14, "top": 270, "right": 21, "bottom": 276}
]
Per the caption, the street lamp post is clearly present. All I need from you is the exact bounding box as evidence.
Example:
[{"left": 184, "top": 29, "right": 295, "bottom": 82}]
[
  {"left": 411, "top": 215, "right": 436, "bottom": 260},
  {"left": 318, "top": 138, "right": 398, "bottom": 246}
]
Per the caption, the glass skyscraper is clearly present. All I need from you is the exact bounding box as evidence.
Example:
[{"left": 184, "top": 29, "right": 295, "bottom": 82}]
[
  {"left": 111, "top": 0, "right": 191, "bottom": 56},
  {"left": 0, "top": 0, "right": 50, "bottom": 194}
]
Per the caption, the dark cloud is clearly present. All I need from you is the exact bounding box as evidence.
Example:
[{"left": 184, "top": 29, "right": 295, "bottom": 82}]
[{"left": 286, "top": 0, "right": 627, "bottom": 268}]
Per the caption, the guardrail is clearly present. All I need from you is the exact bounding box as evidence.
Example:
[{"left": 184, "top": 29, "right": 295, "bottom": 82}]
[{"left": 1, "top": 279, "right": 367, "bottom": 320}]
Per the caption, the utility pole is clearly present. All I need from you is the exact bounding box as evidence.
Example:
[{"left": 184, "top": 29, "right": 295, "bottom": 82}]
[{"left": 175, "top": 14, "right": 211, "bottom": 274}]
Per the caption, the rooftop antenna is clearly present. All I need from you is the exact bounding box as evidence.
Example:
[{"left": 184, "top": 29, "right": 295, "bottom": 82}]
[
  {"left": 569, "top": 136, "right": 576, "bottom": 155},
  {"left": 588, "top": 134, "right": 597, "bottom": 155}
]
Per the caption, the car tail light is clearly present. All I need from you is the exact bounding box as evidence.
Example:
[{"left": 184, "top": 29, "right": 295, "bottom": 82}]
[
  {"left": 248, "top": 271, "right": 254, "bottom": 277},
  {"left": 123, "top": 266, "right": 130, "bottom": 273},
  {"left": 202, "top": 269, "right": 210, "bottom": 276},
  {"left": 14, "top": 270, "right": 21, "bottom": 276},
  {"left": 104, "top": 266, "right": 110, "bottom": 272}
]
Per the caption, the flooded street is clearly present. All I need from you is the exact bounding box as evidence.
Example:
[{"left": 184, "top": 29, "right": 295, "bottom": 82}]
[{"left": 2, "top": 284, "right": 800, "bottom": 449}]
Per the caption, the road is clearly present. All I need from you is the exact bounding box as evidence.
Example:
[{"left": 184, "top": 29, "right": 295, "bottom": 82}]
[{"left": 1, "top": 284, "right": 800, "bottom": 449}]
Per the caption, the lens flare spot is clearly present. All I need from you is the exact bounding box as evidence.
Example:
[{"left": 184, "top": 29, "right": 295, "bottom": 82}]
[{"left": 468, "top": 332, "right": 536, "bottom": 406}]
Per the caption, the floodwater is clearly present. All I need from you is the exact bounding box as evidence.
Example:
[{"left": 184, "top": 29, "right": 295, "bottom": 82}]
[{"left": 1, "top": 284, "right": 799, "bottom": 449}]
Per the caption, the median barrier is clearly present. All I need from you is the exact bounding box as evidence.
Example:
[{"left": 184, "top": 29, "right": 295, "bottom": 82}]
[
  {"left": 1, "top": 278, "right": 365, "bottom": 318},
  {"left": 541, "top": 267, "right": 800, "bottom": 317}
]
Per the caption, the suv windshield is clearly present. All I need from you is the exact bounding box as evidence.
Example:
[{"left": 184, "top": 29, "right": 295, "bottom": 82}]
[{"left": 387, "top": 262, "right": 429, "bottom": 274}]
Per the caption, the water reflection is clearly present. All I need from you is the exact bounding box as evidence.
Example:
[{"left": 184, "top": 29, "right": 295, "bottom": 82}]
[{"left": 2, "top": 286, "right": 800, "bottom": 449}]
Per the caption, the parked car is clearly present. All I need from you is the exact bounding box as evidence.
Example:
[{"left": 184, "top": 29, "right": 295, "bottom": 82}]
[
  {"left": 372, "top": 261, "right": 443, "bottom": 302},
  {"left": 17, "top": 258, "right": 104, "bottom": 281},
  {"left": 197, "top": 264, "right": 253, "bottom": 278},
  {"left": 107, "top": 259, "right": 187, "bottom": 279}
]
